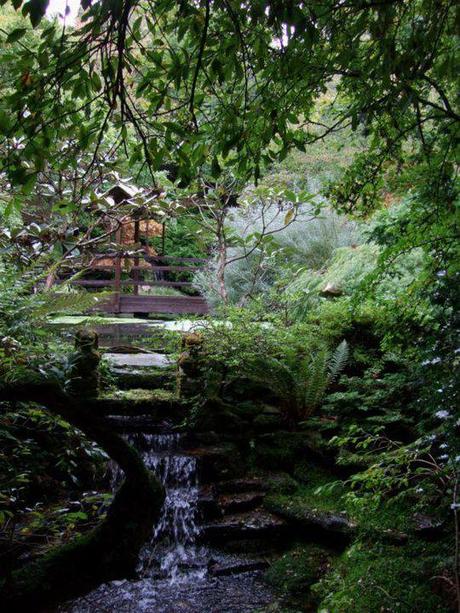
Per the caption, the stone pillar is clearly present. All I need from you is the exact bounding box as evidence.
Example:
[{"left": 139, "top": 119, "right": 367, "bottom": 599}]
[{"left": 67, "top": 329, "right": 100, "bottom": 398}]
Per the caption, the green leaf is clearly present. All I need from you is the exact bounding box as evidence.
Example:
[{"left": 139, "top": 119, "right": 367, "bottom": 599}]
[
  {"left": 7, "top": 28, "right": 28, "bottom": 43},
  {"left": 91, "top": 72, "right": 102, "bottom": 92}
]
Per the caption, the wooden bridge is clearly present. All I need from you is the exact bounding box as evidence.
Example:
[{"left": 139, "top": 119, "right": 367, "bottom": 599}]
[{"left": 69, "top": 253, "right": 209, "bottom": 315}]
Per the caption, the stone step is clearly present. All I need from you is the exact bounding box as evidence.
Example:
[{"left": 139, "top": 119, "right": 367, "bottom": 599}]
[
  {"left": 106, "top": 415, "right": 178, "bottom": 433},
  {"left": 94, "top": 389, "right": 185, "bottom": 419},
  {"left": 110, "top": 367, "right": 175, "bottom": 391},
  {"left": 197, "top": 486, "right": 221, "bottom": 521},
  {"left": 202, "top": 510, "right": 287, "bottom": 544},
  {"left": 103, "top": 352, "right": 173, "bottom": 368},
  {"left": 208, "top": 558, "right": 269, "bottom": 576},
  {"left": 216, "top": 478, "right": 267, "bottom": 495},
  {"left": 218, "top": 492, "right": 266, "bottom": 515}
]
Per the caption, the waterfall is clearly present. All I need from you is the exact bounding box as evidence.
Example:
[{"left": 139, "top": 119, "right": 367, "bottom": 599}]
[
  {"left": 67, "top": 431, "right": 275, "bottom": 612},
  {"left": 110, "top": 433, "right": 207, "bottom": 584}
]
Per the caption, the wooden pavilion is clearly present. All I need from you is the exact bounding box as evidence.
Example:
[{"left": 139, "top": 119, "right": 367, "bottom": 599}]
[{"left": 74, "top": 182, "right": 209, "bottom": 315}]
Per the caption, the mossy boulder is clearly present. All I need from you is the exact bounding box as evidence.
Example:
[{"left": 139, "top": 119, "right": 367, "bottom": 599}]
[
  {"left": 264, "top": 469, "right": 354, "bottom": 547},
  {"left": 265, "top": 493, "right": 355, "bottom": 546},
  {"left": 190, "top": 397, "right": 247, "bottom": 433},
  {"left": 315, "top": 541, "right": 453, "bottom": 612},
  {"left": 251, "top": 431, "right": 313, "bottom": 471},
  {"left": 265, "top": 544, "right": 336, "bottom": 609},
  {"left": 192, "top": 443, "right": 245, "bottom": 483},
  {"left": 264, "top": 472, "right": 299, "bottom": 496},
  {"left": 248, "top": 404, "right": 283, "bottom": 432}
]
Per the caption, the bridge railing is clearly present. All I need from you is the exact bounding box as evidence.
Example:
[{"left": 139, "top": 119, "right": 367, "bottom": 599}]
[{"left": 66, "top": 253, "right": 208, "bottom": 313}]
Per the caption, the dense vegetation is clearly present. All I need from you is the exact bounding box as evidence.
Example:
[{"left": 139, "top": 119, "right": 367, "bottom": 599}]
[{"left": 0, "top": 0, "right": 458, "bottom": 611}]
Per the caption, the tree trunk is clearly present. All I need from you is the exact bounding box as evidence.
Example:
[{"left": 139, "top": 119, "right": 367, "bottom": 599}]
[{"left": 0, "top": 380, "right": 164, "bottom": 612}]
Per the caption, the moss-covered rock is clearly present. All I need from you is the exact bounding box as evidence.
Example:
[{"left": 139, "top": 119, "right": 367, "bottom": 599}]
[
  {"left": 190, "top": 397, "right": 247, "bottom": 433},
  {"left": 251, "top": 431, "right": 313, "bottom": 471},
  {"left": 264, "top": 472, "right": 299, "bottom": 496},
  {"left": 265, "top": 494, "right": 355, "bottom": 547},
  {"left": 265, "top": 544, "right": 336, "bottom": 610},
  {"left": 67, "top": 329, "right": 100, "bottom": 398},
  {"left": 314, "top": 540, "right": 453, "bottom": 612},
  {"left": 94, "top": 388, "right": 185, "bottom": 419},
  {"left": 264, "top": 468, "right": 354, "bottom": 547}
]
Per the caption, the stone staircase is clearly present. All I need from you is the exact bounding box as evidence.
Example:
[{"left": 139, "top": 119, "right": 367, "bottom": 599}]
[{"left": 100, "top": 349, "right": 350, "bottom": 578}]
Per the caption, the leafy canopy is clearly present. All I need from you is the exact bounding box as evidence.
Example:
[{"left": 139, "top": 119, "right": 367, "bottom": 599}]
[{"left": 0, "top": 0, "right": 457, "bottom": 203}]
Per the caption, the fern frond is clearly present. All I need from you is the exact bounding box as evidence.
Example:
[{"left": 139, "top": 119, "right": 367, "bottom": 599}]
[
  {"left": 30, "top": 291, "right": 108, "bottom": 318},
  {"left": 303, "top": 349, "right": 329, "bottom": 416},
  {"left": 328, "top": 340, "right": 349, "bottom": 382}
]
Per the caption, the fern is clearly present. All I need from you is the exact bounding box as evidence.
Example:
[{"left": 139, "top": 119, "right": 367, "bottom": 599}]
[
  {"left": 246, "top": 339, "right": 349, "bottom": 421},
  {"left": 30, "top": 290, "right": 108, "bottom": 318},
  {"left": 328, "top": 340, "right": 349, "bottom": 382},
  {"left": 303, "top": 349, "right": 329, "bottom": 417}
]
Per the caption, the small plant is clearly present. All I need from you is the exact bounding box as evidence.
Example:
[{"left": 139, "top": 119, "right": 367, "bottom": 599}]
[{"left": 249, "top": 339, "right": 349, "bottom": 421}]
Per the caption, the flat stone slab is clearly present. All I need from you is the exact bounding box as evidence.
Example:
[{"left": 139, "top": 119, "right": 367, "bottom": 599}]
[
  {"left": 103, "top": 352, "right": 173, "bottom": 368},
  {"left": 203, "top": 510, "right": 287, "bottom": 542}
]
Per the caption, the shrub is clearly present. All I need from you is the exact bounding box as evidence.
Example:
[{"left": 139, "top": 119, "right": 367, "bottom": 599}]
[
  {"left": 195, "top": 308, "right": 348, "bottom": 422},
  {"left": 194, "top": 197, "right": 361, "bottom": 307}
]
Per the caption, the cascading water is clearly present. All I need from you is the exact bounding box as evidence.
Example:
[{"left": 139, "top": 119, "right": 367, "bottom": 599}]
[
  {"left": 67, "top": 432, "right": 274, "bottom": 612},
  {"left": 111, "top": 433, "right": 207, "bottom": 583}
]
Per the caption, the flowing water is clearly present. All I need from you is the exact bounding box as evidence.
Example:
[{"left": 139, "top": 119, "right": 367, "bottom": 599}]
[
  {"left": 66, "top": 432, "right": 274, "bottom": 612},
  {"left": 118, "top": 433, "right": 207, "bottom": 582}
]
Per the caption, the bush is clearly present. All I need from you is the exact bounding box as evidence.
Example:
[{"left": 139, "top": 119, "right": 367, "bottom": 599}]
[
  {"left": 193, "top": 308, "right": 348, "bottom": 422},
  {"left": 194, "top": 197, "right": 361, "bottom": 308}
]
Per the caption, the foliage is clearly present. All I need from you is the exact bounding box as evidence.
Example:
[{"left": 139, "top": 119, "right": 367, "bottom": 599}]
[
  {"left": 150, "top": 214, "right": 210, "bottom": 261},
  {"left": 1, "top": 0, "right": 457, "bottom": 207},
  {"left": 196, "top": 308, "right": 348, "bottom": 421},
  {"left": 248, "top": 339, "right": 349, "bottom": 421},
  {"left": 0, "top": 404, "right": 108, "bottom": 525},
  {"left": 0, "top": 265, "right": 104, "bottom": 352},
  {"left": 195, "top": 193, "right": 361, "bottom": 307}
]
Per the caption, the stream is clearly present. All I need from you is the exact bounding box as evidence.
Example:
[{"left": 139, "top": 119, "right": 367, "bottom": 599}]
[{"left": 66, "top": 433, "right": 275, "bottom": 612}]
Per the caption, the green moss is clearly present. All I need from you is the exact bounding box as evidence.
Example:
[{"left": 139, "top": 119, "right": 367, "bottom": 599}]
[
  {"left": 252, "top": 432, "right": 313, "bottom": 471},
  {"left": 349, "top": 496, "right": 415, "bottom": 535},
  {"left": 314, "top": 540, "right": 452, "bottom": 612},
  {"left": 106, "top": 388, "right": 176, "bottom": 402},
  {"left": 264, "top": 472, "right": 299, "bottom": 495},
  {"left": 265, "top": 544, "right": 336, "bottom": 609},
  {"left": 95, "top": 388, "right": 185, "bottom": 420},
  {"left": 264, "top": 491, "right": 353, "bottom": 536}
]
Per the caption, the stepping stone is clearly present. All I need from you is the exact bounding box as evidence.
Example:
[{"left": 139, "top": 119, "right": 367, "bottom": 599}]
[
  {"left": 216, "top": 478, "right": 267, "bottom": 494},
  {"left": 103, "top": 352, "right": 173, "bottom": 368}
]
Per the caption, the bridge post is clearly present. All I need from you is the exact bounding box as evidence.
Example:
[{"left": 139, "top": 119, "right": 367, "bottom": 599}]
[{"left": 113, "top": 228, "right": 122, "bottom": 313}]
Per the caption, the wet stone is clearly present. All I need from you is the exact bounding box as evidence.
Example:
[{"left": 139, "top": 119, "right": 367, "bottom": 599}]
[
  {"left": 64, "top": 572, "right": 275, "bottom": 613},
  {"left": 202, "top": 510, "right": 287, "bottom": 544},
  {"left": 64, "top": 432, "right": 277, "bottom": 612},
  {"left": 104, "top": 352, "right": 173, "bottom": 368},
  {"left": 218, "top": 492, "right": 266, "bottom": 515}
]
